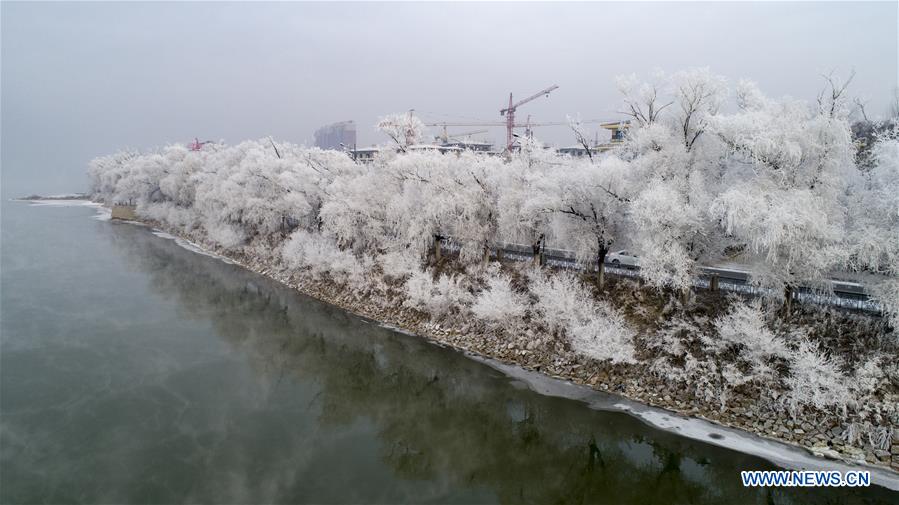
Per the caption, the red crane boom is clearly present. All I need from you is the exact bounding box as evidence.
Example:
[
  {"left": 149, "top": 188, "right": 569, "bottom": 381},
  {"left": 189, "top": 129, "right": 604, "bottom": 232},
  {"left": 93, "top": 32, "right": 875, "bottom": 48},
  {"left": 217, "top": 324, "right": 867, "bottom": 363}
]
[{"left": 499, "top": 85, "right": 559, "bottom": 151}]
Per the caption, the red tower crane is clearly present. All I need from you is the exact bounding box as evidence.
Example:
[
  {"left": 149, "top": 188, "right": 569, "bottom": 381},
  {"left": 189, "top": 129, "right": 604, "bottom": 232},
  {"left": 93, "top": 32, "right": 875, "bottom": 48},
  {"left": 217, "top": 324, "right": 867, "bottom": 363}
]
[
  {"left": 500, "top": 85, "right": 559, "bottom": 151},
  {"left": 189, "top": 138, "right": 214, "bottom": 151}
]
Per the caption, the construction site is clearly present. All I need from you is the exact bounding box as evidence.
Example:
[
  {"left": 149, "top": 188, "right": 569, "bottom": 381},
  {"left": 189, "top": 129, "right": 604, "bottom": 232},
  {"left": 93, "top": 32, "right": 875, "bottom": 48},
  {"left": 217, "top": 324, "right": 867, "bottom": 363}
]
[{"left": 314, "top": 85, "right": 630, "bottom": 161}]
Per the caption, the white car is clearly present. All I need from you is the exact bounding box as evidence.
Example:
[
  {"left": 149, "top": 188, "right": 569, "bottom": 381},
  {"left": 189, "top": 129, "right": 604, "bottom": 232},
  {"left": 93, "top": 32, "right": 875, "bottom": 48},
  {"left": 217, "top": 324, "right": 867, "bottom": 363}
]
[{"left": 606, "top": 250, "right": 640, "bottom": 268}]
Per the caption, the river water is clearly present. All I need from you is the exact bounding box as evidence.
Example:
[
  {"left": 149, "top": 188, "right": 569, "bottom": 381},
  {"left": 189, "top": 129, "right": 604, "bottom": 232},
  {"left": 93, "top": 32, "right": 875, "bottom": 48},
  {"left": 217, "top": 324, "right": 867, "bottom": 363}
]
[{"left": 1, "top": 200, "right": 896, "bottom": 504}]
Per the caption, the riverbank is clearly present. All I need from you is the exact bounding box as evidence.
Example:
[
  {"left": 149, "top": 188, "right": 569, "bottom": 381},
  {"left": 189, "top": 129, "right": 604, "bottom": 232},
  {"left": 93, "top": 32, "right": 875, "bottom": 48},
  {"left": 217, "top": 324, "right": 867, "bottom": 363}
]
[{"left": 118, "top": 210, "right": 898, "bottom": 476}]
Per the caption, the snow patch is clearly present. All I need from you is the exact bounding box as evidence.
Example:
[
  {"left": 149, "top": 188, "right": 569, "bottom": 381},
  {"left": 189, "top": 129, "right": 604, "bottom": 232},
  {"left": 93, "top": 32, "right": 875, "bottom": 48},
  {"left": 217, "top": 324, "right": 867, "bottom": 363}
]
[
  {"left": 92, "top": 207, "right": 112, "bottom": 221},
  {"left": 25, "top": 199, "right": 100, "bottom": 208},
  {"left": 150, "top": 230, "right": 237, "bottom": 264}
]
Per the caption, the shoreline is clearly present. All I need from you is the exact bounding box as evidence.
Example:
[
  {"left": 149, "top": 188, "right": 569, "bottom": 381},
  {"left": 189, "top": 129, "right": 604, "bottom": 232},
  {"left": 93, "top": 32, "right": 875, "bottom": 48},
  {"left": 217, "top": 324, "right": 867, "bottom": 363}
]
[
  {"left": 93, "top": 204, "right": 897, "bottom": 485},
  {"left": 476, "top": 355, "right": 899, "bottom": 491}
]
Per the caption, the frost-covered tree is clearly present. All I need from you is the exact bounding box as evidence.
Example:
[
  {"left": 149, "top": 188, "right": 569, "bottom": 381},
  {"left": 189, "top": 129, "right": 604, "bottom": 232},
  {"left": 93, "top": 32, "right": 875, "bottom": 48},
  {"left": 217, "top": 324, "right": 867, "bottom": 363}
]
[
  {"left": 187, "top": 141, "right": 354, "bottom": 248},
  {"left": 629, "top": 177, "right": 710, "bottom": 291},
  {"left": 282, "top": 230, "right": 372, "bottom": 290},
  {"left": 497, "top": 136, "right": 564, "bottom": 264},
  {"left": 320, "top": 167, "right": 399, "bottom": 254},
  {"left": 88, "top": 149, "right": 141, "bottom": 204},
  {"left": 471, "top": 268, "right": 529, "bottom": 330},
  {"left": 707, "top": 301, "right": 791, "bottom": 383},
  {"left": 670, "top": 68, "right": 727, "bottom": 152},
  {"left": 844, "top": 124, "right": 899, "bottom": 327},
  {"left": 442, "top": 153, "right": 504, "bottom": 264},
  {"left": 612, "top": 69, "right": 728, "bottom": 292},
  {"left": 87, "top": 69, "right": 895, "bottom": 330},
  {"left": 404, "top": 270, "right": 473, "bottom": 319},
  {"left": 528, "top": 269, "right": 636, "bottom": 364},
  {"left": 382, "top": 152, "right": 461, "bottom": 262},
  {"left": 610, "top": 70, "right": 862, "bottom": 305},
  {"left": 553, "top": 156, "right": 631, "bottom": 287},
  {"left": 616, "top": 69, "right": 671, "bottom": 127},
  {"left": 708, "top": 79, "right": 854, "bottom": 306},
  {"left": 376, "top": 111, "right": 427, "bottom": 151}
]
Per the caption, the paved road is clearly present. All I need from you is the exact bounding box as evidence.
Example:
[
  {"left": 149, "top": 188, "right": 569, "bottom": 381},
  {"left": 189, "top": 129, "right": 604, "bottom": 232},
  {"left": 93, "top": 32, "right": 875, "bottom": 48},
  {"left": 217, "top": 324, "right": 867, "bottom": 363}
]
[{"left": 442, "top": 240, "right": 882, "bottom": 313}]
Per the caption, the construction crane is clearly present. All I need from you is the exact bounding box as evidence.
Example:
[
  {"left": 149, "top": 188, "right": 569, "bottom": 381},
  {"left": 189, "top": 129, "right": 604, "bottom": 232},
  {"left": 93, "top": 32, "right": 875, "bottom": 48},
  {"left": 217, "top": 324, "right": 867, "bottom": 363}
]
[
  {"left": 500, "top": 85, "right": 559, "bottom": 151},
  {"left": 425, "top": 121, "right": 506, "bottom": 128},
  {"left": 424, "top": 118, "right": 612, "bottom": 148},
  {"left": 436, "top": 127, "right": 489, "bottom": 143},
  {"left": 424, "top": 120, "right": 609, "bottom": 128},
  {"left": 189, "top": 138, "right": 214, "bottom": 151}
]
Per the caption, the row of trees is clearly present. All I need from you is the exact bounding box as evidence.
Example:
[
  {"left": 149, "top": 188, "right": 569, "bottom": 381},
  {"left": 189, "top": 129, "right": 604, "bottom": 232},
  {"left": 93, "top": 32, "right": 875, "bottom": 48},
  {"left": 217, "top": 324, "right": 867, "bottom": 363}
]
[{"left": 88, "top": 68, "right": 898, "bottom": 327}]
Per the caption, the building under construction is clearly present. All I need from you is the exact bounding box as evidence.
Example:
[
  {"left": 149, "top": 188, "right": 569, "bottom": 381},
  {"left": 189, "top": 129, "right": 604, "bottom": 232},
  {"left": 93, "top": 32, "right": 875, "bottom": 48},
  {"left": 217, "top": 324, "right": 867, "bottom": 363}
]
[
  {"left": 314, "top": 120, "right": 356, "bottom": 150},
  {"left": 418, "top": 85, "right": 631, "bottom": 154}
]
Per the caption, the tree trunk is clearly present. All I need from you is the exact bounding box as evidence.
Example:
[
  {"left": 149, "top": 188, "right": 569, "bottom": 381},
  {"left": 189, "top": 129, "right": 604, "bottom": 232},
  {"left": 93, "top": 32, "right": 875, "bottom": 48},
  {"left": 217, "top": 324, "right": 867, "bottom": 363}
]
[
  {"left": 596, "top": 247, "right": 609, "bottom": 289},
  {"left": 433, "top": 235, "right": 442, "bottom": 263},
  {"left": 532, "top": 235, "right": 544, "bottom": 267},
  {"left": 710, "top": 273, "right": 719, "bottom": 292},
  {"left": 783, "top": 285, "right": 794, "bottom": 314}
]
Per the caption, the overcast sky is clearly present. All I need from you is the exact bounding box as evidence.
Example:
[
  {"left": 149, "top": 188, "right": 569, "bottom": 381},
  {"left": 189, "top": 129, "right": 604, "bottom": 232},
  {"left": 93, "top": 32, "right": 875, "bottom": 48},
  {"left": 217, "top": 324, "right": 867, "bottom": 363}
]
[{"left": 2, "top": 1, "right": 896, "bottom": 196}]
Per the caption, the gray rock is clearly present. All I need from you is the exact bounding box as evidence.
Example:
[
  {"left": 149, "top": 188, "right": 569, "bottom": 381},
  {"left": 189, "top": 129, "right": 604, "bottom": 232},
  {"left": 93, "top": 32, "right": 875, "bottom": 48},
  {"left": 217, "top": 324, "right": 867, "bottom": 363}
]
[
  {"left": 817, "top": 448, "right": 841, "bottom": 460},
  {"left": 843, "top": 446, "right": 864, "bottom": 458}
]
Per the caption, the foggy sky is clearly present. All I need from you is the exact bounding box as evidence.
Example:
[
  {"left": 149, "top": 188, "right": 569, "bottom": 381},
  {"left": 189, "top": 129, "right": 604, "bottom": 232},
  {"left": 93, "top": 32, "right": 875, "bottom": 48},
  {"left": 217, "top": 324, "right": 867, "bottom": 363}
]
[{"left": 2, "top": 1, "right": 896, "bottom": 197}]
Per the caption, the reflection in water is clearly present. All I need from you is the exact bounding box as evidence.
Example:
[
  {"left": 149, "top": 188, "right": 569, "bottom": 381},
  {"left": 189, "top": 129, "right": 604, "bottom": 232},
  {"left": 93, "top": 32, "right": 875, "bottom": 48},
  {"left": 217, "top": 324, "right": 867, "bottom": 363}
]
[{"left": 2, "top": 205, "right": 896, "bottom": 504}]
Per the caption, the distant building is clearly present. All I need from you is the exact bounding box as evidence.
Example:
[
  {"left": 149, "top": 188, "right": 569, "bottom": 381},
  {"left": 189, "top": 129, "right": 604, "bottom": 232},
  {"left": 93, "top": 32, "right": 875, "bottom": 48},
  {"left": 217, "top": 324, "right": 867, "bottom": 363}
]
[
  {"left": 595, "top": 121, "right": 629, "bottom": 152},
  {"left": 557, "top": 145, "right": 592, "bottom": 157},
  {"left": 556, "top": 121, "right": 631, "bottom": 157},
  {"left": 440, "top": 140, "right": 494, "bottom": 152},
  {"left": 314, "top": 121, "right": 356, "bottom": 150},
  {"left": 351, "top": 146, "right": 381, "bottom": 163},
  {"left": 409, "top": 144, "right": 467, "bottom": 157},
  {"left": 349, "top": 144, "right": 471, "bottom": 163}
]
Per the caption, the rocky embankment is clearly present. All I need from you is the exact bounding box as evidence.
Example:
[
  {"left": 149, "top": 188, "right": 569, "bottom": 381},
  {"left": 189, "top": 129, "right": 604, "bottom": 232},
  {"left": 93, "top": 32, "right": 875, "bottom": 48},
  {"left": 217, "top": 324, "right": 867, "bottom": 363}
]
[{"left": 133, "top": 216, "right": 899, "bottom": 474}]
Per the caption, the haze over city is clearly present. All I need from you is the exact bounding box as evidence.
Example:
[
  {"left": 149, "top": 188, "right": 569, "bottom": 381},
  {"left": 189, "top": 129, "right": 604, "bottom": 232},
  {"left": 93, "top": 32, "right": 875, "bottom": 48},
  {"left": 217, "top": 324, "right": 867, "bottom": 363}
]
[{"left": 2, "top": 1, "right": 896, "bottom": 196}]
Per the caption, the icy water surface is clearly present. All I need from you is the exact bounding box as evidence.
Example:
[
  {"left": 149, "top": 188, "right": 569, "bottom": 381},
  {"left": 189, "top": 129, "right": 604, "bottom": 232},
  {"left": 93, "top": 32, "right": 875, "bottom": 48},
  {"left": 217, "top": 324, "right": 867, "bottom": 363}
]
[{"left": 1, "top": 201, "right": 897, "bottom": 504}]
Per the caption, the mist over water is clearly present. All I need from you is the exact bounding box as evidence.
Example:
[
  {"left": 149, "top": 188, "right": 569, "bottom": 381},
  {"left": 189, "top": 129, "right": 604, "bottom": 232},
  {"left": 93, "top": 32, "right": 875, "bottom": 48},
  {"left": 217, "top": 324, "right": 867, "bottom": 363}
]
[{"left": 2, "top": 201, "right": 896, "bottom": 503}]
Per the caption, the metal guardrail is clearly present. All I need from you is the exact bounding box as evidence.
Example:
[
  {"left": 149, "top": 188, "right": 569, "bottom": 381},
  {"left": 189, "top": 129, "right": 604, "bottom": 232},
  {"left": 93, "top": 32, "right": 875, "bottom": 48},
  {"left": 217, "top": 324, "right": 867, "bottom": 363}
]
[{"left": 438, "top": 239, "right": 884, "bottom": 314}]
